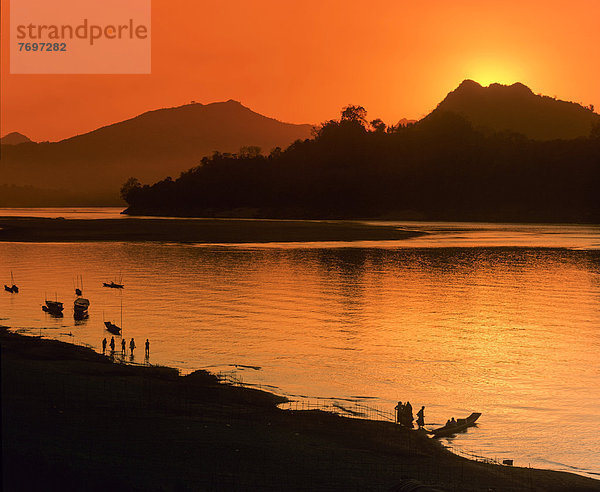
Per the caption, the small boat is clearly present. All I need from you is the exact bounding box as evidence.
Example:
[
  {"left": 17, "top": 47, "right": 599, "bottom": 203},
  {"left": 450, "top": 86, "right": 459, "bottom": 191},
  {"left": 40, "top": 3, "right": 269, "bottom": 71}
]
[
  {"left": 74, "top": 297, "right": 90, "bottom": 319},
  {"left": 104, "top": 297, "right": 123, "bottom": 334},
  {"left": 104, "top": 321, "right": 121, "bottom": 335},
  {"left": 103, "top": 281, "right": 124, "bottom": 289},
  {"left": 430, "top": 412, "right": 481, "bottom": 438},
  {"left": 74, "top": 297, "right": 90, "bottom": 310},
  {"left": 42, "top": 299, "right": 64, "bottom": 317},
  {"left": 4, "top": 272, "right": 18, "bottom": 293},
  {"left": 74, "top": 275, "right": 84, "bottom": 296}
]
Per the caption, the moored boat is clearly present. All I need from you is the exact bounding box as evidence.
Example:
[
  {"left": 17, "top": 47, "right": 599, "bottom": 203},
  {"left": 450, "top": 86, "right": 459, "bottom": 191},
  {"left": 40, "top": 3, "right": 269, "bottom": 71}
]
[
  {"left": 42, "top": 299, "right": 64, "bottom": 317},
  {"left": 74, "top": 297, "right": 90, "bottom": 310},
  {"left": 430, "top": 412, "right": 481, "bottom": 438},
  {"left": 104, "top": 321, "right": 121, "bottom": 335},
  {"left": 74, "top": 297, "right": 90, "bottom": 319},
  {"left": 4, "top": 272, "right": 18, "bottom": 293},
  {"left": 74, "top": 274, "right": 84, "bottom": 296},
  {"left": 104, "top": 296, "right": 123, "bottom": 335},
  {"left": 103, "top": 281, "right": 124, "bottom": 289}
]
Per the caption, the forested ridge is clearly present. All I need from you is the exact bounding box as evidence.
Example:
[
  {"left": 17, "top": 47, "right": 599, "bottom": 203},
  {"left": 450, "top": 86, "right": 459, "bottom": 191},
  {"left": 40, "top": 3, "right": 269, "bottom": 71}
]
[{"left": 122, "top": 106, "right": 600, "bottom": 223}]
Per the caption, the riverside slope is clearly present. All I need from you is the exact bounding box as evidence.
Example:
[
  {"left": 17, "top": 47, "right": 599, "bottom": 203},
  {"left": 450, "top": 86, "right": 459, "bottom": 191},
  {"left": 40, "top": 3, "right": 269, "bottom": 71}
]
[{"left": 2, "top": 327, "right": 599, "bottom": 491}]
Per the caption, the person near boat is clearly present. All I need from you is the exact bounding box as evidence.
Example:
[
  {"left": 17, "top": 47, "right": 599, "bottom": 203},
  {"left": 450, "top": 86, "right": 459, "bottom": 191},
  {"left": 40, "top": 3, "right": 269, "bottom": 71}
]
[
  {"left": 109, "top": 337, "right": 115, "bottom": 352},
  {"left": 102, "top": 338, "right": 107, "bottom": 354},
  {"left": 395, "top": 401, "right": 403, "bottom": 424},
  {"left": 403, "top": 401, "right": 414, "bottom": 428},
  {"left": 121, "top": 338, "right": 126, "bottom": 354},
  {"left": 129, "top": 338, "right": 136, "bottom": 355},
  {"left": 416, "top": 406, "right": 425, "bottom": 429},
  {"left": 394, "top": 401, "right": 415, "bottom": 427},
  {"left": 145, "top": 339, "right": 150, "bottom": 357}
]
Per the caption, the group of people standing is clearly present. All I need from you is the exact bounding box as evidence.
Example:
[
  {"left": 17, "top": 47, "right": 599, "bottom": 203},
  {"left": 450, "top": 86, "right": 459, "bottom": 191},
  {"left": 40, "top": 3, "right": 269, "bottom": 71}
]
[
  {"left": 102, "top": 336, "right": 150, "bottom": 358},
  {"left": 395, "top": 401, "right": 425, "bottom": 429}
]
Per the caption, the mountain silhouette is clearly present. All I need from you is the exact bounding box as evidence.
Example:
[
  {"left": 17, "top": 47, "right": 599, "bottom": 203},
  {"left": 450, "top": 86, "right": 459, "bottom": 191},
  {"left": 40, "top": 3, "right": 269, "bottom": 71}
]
[
  {"left": 0, "top": 132, "right": 33, "bottom": 145},
  {"left": 0, "top": 101, "right": 313, "bottom": 203},
  {"left": 426, "top": 80, "right": 599, "bottom": 140}
]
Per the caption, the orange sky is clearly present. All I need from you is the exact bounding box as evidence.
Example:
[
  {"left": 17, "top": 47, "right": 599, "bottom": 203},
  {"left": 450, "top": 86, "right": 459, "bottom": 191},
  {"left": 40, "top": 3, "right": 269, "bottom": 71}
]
[{"left": 1, "top": 0, "right": 599, "bottom": 142}]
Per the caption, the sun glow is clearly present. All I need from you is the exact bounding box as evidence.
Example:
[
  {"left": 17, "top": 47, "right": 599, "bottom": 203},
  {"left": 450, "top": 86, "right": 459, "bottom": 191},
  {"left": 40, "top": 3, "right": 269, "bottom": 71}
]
[{"left": 464, "top": 60, "right": 523, "bottom": 87}]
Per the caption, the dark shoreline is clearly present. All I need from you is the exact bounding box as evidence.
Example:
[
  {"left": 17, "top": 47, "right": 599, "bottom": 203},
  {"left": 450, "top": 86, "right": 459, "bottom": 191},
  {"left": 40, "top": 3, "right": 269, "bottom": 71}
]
[
  {"left": 123, "top": 208, "right": 600, "bottom": 225},
  {"left": 2, "top": 326, "right": 599, "bottom": 491},
  {"left": 0, "top": 216, "right": 423, "bottom": 243}
]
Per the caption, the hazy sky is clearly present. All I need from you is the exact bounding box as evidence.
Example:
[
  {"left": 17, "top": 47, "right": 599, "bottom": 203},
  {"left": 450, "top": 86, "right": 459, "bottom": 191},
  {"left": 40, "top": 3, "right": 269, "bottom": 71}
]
[{"left": 1, "top": 0, "right": 599, "bottom": 141}]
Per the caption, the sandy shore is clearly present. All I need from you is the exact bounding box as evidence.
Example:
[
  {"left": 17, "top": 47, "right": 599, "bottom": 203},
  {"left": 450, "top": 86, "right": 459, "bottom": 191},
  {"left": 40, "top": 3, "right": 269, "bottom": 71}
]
[
  {"left": 2, "top": 327, "right": 599, "bottom": 491},
  {"left": 0, "top": 216, "right": 421, "bottom": 243}
]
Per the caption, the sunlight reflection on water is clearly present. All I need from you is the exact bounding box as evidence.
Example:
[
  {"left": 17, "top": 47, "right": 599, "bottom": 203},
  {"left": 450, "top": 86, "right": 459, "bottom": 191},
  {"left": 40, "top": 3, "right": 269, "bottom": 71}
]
[{"left": 1, "top": 215, "right": 599, "bottom": 478}]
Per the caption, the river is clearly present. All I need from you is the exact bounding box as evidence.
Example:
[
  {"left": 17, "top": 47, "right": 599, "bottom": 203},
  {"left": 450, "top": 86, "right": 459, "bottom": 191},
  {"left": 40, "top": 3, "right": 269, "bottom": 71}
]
[{"left": 1, "top": 208, "right": 598, "bottom": 478}]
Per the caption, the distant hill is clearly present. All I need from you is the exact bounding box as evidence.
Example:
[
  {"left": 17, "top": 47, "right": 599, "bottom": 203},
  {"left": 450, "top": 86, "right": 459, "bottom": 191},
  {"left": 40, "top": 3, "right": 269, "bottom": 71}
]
[
  {"left": 0, "top": 132, "right": 32, "bottom": 145},
  {"left": 123, "top": 104, "right": 600, "bottom": 223},
  {"left": 0, "top": 101, "right": 313, "bottom": 202},
  {"left": 426, "top": 80, "right": 600, "bottom": 140}
]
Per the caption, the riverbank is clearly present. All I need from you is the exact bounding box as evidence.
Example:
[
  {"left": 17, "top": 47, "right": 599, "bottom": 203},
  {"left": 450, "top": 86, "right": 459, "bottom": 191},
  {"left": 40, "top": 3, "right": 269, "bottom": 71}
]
[
  {"left": 0, "top": 217, "right": 422, "bottom": 243},
  {"left": 2, "top": 327, "right": 599, "bottom": 491}
]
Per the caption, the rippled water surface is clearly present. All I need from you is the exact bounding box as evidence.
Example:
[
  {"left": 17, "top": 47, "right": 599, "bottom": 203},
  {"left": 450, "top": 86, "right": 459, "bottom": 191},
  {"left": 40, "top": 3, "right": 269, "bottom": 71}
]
[{"left": 1, "top": 211, "right": 599, "bottom": 478}]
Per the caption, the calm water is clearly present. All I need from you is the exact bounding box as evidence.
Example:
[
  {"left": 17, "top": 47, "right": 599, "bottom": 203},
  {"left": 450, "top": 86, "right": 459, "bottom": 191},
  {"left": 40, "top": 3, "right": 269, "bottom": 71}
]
[
  {"left": 0, "top": 207, "right": 127, "bottom": 219},
  {"left": 1, "top": 210, "right": 599, "bottom": 478}
]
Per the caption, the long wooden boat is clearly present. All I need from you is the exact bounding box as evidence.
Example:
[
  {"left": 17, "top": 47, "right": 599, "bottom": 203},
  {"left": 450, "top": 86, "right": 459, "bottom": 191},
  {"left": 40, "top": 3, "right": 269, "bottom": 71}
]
[
  {"left": 430, "top": 412, "right": 481, "bottom": 438},
  {"left": 103, "top": 281, "right": 124, "bottom": 289}
]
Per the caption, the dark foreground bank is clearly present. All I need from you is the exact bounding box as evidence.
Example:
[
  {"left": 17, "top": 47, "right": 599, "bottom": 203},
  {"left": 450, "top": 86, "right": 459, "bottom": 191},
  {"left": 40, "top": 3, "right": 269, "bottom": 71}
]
[
  {"left": 0, "top": 217, "right": 421, "bottom": 243},
  {"left": 2, "top": 327, "right": 599, "bottom": 492}
]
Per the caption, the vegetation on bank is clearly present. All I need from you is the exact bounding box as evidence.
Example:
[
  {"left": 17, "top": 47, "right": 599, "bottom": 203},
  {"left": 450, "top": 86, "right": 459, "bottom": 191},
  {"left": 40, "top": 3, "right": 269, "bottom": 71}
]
[{"left": 121, "top": 106, "right": 600, "bottom": 222}]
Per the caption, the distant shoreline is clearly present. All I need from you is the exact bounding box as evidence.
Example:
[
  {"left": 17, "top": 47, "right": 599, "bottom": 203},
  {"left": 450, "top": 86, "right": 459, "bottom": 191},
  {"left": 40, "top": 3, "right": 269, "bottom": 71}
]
[
  {"left": 0, "top": 216, "right": 423, "bottom": 243},
  {"left": 2, "top": 325, "right": 599, "bottom": 491}
]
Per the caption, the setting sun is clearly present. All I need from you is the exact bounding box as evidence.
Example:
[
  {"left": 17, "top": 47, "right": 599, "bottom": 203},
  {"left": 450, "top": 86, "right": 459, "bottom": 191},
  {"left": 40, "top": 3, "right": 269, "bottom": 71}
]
[{"left": 462, "top": 58, "right": 525, "bottom": 87}]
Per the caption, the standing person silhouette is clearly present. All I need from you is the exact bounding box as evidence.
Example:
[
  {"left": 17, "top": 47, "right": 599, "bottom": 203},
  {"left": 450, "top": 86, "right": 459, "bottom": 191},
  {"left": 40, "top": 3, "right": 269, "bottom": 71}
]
[
  {"left": 102, "top": 338, "right": 107, "bottom": 354},
  {"left": 417, "top": 406, "right": 425, "bottom": 429},
  {"left": 109, "top": 336, "right": 115, "bottom": 352},
  {"left": 129, "top": 338, "right": 136, "bottom": 356},
  {"left": 404, "top": 401, "right": 414, "bottom": 428},
  {"left": 394, "top": 401, "right": 404, "bottom": 424},
  {"left": 121, "top": 338, "right": 126, "bottom": 354},
  {"left": 145, "top": 339, "right": 150, "bottom": 357}
]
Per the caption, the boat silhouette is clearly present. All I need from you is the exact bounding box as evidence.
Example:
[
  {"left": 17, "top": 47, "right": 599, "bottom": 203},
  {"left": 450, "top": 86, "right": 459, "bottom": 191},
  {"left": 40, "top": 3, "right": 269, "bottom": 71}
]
[
  {"left": 4, "top": 272, "right": 18, "bottom": 293},
  {"left": 103, "top": 281, "right": 124, "bottom": 289},
  {"left": 103, "top": 274, "right": 124, "bottom": 289},
  {"left": 74, "top": 297, "right": 90, "bottom": 320},
  {"left": 429, "top": 412, "right": 481, "bottom": 438},
  {"left": 104, "top": 297, "right": 123, "bottom": 334},
  {"left": 42, "top": 299, "right": 64, "bottom": 317},
  {"left": 104, "top": 321, "right": 121, "bottom": 335},
  {"left": 74, "top": 274, "right": 84, "bottom": 296}
]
